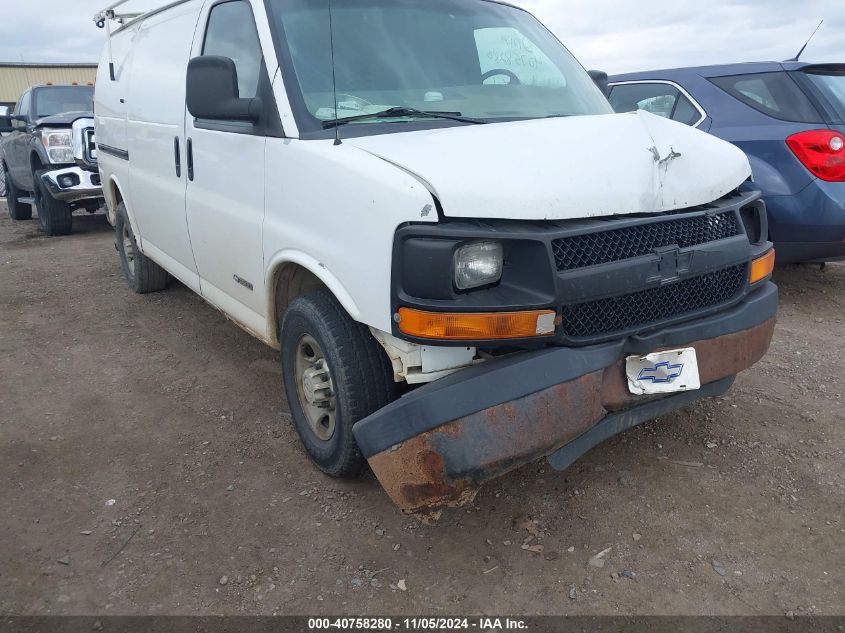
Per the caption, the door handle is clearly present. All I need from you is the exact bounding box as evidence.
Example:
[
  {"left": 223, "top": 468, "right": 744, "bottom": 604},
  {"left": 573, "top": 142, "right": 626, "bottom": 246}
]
[
  {"left": 186, "top": 137, "right": 194, "bottom": 182},
  {"left": 174, "top": 136, "right": 181, "bottom": 178}
]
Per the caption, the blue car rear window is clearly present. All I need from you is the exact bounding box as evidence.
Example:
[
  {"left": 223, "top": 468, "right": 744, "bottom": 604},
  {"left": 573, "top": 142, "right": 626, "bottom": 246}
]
[
  {"left": 802, "top": 70, "right": 845, "bottom": 123},
  {"left": 710, "top": 72, "right": 822, "bottom": 123}
]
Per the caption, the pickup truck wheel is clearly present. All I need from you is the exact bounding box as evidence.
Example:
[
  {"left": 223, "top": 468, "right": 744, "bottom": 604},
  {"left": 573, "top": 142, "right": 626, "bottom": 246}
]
[
  {"left": 280, "top": 289, "right": 398, "bottom": 478},
  {"left": 5, "top": 171, "right": 33, "bottom": 221},
  {"left": 34, "top": 171, "right": 72, "bottom": 235},
  {"left": 114, "top": 202, "right": 169, "bottom": 293}
]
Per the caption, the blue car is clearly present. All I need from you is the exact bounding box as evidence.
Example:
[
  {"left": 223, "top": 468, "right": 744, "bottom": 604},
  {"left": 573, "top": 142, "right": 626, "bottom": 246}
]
[{"left": 608, "top": 62, "right": 845, "bottom": 263}]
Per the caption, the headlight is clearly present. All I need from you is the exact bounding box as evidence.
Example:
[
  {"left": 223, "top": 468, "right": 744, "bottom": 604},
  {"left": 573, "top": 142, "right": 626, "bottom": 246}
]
[
  {"left": 453, "top": 240, "right": 503, "bottom": 290},
  {"left": 40, "top": 129, "right": 74, "bottom": 164}
]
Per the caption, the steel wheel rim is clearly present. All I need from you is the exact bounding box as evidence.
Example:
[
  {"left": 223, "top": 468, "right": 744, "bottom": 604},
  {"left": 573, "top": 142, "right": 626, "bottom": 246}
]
[
  {"left": 122, "top": 226, "right": 136, "bottom": 276},
  {"left": 294, "top": 334, "right": 336, "bottom": 441}
]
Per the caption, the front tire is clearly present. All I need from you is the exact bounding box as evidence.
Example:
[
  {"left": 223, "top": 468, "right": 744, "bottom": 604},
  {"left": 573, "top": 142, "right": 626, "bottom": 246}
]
[
  {"left": 34, "top": 170, "right": 72, "bottom": 235},
  {"left": 115, "top": 202, "right": 169, "bottom": 293},
  {"left": 280, "top": 289, "right": 398, "bottom": 478},
  {"left": 5, "top": 170, "right": 32, "bottom": 221}
]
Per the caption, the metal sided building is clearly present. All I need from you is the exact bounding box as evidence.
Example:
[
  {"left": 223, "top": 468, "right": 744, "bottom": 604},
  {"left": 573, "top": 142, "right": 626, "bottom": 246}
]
[{"left": 0, "top": 63, "right": 98, "bottom": 109}]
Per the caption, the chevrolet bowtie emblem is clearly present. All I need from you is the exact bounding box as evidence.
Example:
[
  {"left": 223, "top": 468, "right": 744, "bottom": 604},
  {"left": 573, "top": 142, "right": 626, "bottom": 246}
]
[{"left": 637, "top": 361, "right": 684, "bottom": 384}]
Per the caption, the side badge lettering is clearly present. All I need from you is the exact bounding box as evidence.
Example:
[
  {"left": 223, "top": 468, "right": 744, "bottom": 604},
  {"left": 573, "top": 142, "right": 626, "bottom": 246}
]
[{"left": 233, "top": 275, "right": 254, "bottom": 291}]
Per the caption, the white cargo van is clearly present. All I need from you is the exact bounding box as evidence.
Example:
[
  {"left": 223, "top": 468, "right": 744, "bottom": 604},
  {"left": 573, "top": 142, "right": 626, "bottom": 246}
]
[{"left": 94, "top": 0, "right": 778, "bottom": 512}]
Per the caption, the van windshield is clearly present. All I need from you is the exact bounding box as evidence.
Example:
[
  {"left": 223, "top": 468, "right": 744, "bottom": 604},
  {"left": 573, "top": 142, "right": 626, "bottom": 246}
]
[
  {"left": 267, "top": 0, "right": 612, "bottom": 134},
  {"left": 33, "top": 86, "right": 94, "bottom": 119}
]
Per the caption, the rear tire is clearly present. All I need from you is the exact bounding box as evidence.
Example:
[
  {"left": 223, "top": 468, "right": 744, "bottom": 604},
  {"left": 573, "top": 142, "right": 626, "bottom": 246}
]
[
  {"left": 115, "top": 201, "right": 169, "bottom": 293},
  {"left": 34, "top": 170, "right": 72, "bottom": 235},
  {"left": 5, "top": 170, "right": 32, "bottom": 221},
  {"left": 280, "top": 289, "right": 398, "bottom": 478}
]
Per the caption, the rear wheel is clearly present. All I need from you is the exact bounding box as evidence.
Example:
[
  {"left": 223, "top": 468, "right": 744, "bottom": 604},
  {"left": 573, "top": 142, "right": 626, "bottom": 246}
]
[
  {"left": 115, "top": 201, "right": 169, "bottom": 293},
  {"left": 34, "top": 170, "right": 72, "bottom": 235},
  {"left": 5, "top": 170, "right": 32, "bottom": 221},
  {"left": 280, "top": 289, "right": 398, "bottom": 478}
]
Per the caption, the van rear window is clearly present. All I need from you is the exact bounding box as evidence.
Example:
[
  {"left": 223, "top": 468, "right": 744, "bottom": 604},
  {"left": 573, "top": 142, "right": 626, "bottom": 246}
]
[{"left": 710, "top": 72, "right": 821, "bottom": 123}]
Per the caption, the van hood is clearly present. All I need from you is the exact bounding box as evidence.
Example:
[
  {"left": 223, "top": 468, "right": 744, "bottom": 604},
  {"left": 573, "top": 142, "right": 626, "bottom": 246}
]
[{"left": 346, "top": 111, "right": 751, "bottom": 220}]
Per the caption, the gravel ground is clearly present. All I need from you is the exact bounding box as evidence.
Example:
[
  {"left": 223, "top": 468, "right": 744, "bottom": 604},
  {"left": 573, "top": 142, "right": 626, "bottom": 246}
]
[{"left": 1, "top": 204, "right": 843, "bottom": 617}]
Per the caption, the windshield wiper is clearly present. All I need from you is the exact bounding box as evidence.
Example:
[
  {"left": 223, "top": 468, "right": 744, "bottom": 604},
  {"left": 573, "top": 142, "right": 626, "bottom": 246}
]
[{"left": 322, "top": 106, "right": 486, "bottom": 129}]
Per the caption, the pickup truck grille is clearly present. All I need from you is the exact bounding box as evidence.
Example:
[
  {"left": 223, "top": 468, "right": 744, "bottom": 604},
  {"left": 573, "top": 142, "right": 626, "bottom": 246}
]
[
  {"left": 84, "top": 128, "right": 97, "bottom": 164},
  {"left": 552, "top": 210, "right": 740, "bottom": 271},
  {"left": 559, "top": 264, "right": 747, "bottom": 339}
]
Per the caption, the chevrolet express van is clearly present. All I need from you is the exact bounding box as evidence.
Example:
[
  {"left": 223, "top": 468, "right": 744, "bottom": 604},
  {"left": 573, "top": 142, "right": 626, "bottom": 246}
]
[{"left": 94, "top": 0, "right": 777, "bottom": 512}]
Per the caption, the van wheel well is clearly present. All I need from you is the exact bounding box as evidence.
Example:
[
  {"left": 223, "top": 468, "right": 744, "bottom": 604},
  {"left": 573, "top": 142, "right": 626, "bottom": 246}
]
[
  {"left": 111, "top": 181, "right": 124, "bottom": 204},
  {"left": 272, "top": 263, "right": 327, "bottom": 344},
  {"left": 108, "top": 180, "right": 124, "bottom": 223}
]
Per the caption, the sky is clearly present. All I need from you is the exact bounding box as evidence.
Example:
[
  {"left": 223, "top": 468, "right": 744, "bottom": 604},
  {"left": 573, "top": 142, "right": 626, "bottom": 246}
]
[{"left": 0, "top": 0, "right": 842, "bottom": 74}]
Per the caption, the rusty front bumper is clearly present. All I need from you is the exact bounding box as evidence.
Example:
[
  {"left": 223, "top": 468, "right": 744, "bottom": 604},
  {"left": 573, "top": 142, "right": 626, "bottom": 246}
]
[{"left": 353, "top": 282, "right": 778, "bottom": 513}]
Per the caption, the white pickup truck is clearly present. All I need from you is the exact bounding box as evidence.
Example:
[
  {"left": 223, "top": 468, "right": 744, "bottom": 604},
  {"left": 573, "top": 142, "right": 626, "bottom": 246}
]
[{"left": 93, "top": 0, "right": 777, "bottom": 512}]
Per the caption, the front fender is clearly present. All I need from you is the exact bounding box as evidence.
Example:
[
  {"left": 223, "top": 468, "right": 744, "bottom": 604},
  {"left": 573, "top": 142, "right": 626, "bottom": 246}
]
[
  {"left": 28, "top": 136, "right": 52, "bottom": 187},
  {"left": 264, "top": 250, "right": 362, "bottom": 347}
]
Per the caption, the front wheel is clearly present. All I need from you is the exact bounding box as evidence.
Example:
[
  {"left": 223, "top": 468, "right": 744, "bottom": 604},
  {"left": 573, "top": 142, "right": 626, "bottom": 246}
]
[
  {"left": 34, "top": 170, "right": 72, "bottom": 235},
  {"left": 280, "top": 290, "right": 398, "bottom": 478}
]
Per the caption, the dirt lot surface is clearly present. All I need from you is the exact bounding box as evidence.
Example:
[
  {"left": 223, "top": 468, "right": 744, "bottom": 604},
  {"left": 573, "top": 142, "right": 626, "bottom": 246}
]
[{"left": 1, "top": 203, "right": 844, "bottom": 617}]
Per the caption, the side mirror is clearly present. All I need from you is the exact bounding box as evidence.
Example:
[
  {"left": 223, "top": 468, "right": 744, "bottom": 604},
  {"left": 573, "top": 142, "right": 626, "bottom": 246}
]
[
  {"left": 186, "top": 56, "right": 261, "bottom": 122},
  {"left": 11, "top": 114, "right": 28, "bottom": 130},
  {"left": 0, "top": 115, "right": 13, "bottom": 134},
  {"left": 588, "top": 69, "right": 611, "bottom": 98}
]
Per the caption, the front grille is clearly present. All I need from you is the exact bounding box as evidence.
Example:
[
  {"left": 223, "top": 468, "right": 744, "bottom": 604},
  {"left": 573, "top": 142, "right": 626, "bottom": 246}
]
[
  {"left": 559, "top": 264, "right": 747, "bottom": 339},
  {"left": 552, "top": 210, "right": 740, "bottom": 271},
  {"left": 84, "top": 128, "right": 97, "bottom": 164}
]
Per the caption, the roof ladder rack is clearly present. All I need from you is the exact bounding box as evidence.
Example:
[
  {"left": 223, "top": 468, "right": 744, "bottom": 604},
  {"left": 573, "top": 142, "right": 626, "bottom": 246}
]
[{"left": 93, "top": 0, "right": 189, "bottom": 81}]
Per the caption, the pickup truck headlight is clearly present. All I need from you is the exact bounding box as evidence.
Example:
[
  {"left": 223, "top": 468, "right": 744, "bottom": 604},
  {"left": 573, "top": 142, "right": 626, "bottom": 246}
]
[
  {"left": 40, "top": 129, "right": 74, "bottom": 164},
  {"left": 453, "top": 240, "right": 503, "bottom": 290}
]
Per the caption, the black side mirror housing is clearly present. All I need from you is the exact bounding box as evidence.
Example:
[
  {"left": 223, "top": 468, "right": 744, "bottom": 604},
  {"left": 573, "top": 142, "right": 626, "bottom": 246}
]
[
  {"left": 186, "top": 56, "right": 262, "bottom": 122},
  {"left": 0, "top": 115, "right": 13, "bottom": 134},
  {"left": 588, "top": 69, "right": 611, "bottom": 98}
]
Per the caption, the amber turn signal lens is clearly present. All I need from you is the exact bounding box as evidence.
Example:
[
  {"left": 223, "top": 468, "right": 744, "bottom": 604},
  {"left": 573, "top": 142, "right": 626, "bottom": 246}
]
[
  {"left": 749, "top": 249, "right": 775, "bottom": 284},
  {"left": 397, "top": 308, "right": 557, "bottom": 340}
]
